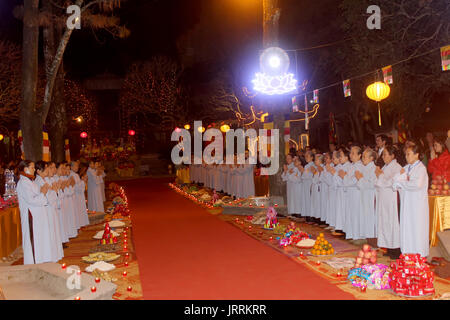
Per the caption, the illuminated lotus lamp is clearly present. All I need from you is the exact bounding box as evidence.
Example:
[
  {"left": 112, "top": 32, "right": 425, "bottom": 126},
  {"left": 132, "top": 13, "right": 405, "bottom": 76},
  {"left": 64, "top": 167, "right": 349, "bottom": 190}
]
[
  {"left": 252, "top": 47, "right": 298, "bottom": 95},
  {"left": 128, "top": 129, "right": 135, "bottom": 136},
  {"left": 220, "top": 124, "right": 230, "bottom": 133},
  {"left": 366, "top": 81, "right": 390, "bottom": 126},
  {"left": 80, "top": 132, "right": 88, "bottom": 138}
]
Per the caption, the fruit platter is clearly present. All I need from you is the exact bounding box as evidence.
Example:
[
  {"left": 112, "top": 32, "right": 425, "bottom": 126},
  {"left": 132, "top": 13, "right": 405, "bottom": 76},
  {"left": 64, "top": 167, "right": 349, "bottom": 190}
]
[{"left": 310, "top": 233, "right": 335, "bottom": 256}]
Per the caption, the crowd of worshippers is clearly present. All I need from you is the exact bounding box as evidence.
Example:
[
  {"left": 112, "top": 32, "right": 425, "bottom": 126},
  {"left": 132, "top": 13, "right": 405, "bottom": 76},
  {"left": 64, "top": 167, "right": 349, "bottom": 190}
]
[
  {"left": 283, "top": 132, "right": 450, "bottom": 260},
  {"left": 14, "top": 159, "right": 106, "bottom": 264},
  {"left": 189, "top": 156, "right": 256, "bottom": 199}
]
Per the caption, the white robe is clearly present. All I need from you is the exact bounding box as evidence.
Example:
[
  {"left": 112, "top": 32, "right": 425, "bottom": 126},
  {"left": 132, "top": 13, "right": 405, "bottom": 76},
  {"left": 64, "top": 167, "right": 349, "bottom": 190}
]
[
  {"left": 321, "top": 164, "right": 335, "bottom": 224},
  {"left": 301, "top": 162, "right": 314, "bottom": 217},
  {"left": 16, "top": 175, "right": 53, "bottom": 264},
  {"left": 289, "top": 168, "right": 304, "bottom": 215},
  {"left": 34, "top": 175, "right": 64, "bottom": 262},
  {"left": 334, "top": 162, "right": 351, "bottom": 232},
  {"left": 46, "top": 176, "right": 69, "bottom": 244},
  {"left": 227, "top": 166, "right": 233, "bottom": 195},
  {"left": 375, "top": 159, "right": 402, "bottom": 248},
  {"left": 310, "top": 166, "right": 322, "bottom": 219},
  {"left": 240, "top": 164, "right": 255, "bottom": 199},
  {"left": 100, "top": 172, "right": 106, "bottom": 202},
  {"left": 220, "top": 165, "right": 228, "bottom": 193},
  {"left": 342, "top": 160, "right": 365, "bottom": 240},
  {"left": 282, "top": 163, "right": 297, "bottom": 214},
  {"left": 393, "top": 161, "right": 430, "bottom": 257},
  {"left": 70, "top": 170, "right": 90, "bottom": 228},
  {"left": 54, "top": 175, "right": 70, "bottom": 243},
  {"left": 87, "top": 168, "right": 104, "bottom": 213},
  {"left": 357, "top": 161, "right": 377, "bottom": 238},
  {"left": 62, "top": 176, "right": 78, "bottom": 238}
]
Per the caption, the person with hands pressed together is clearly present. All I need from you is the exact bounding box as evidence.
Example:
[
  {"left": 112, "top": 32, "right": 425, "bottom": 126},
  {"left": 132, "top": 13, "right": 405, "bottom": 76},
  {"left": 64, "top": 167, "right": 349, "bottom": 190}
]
[
  {"left": 393, "top": 144, "right": 429, "bottom": 257},
  {"left": 356, "top": 148, "right": 378, "bottom": 246}
]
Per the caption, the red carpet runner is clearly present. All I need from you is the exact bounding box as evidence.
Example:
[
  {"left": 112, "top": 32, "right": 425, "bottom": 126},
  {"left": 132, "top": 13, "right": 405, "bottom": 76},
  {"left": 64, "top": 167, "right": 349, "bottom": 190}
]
[{"left": 122, "top": 178, "right": 355, "bottom": 300}]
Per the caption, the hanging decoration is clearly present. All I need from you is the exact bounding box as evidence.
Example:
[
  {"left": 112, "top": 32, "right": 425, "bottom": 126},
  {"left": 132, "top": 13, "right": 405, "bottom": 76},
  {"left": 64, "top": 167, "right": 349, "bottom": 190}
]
[
  {"left": 313, "top": 89, "right": 319, "bottom": 103},
  {"left": 441, "top": 45, "right": 450, "bottom": 71},
  {"left": 42, "top": 131, "right": 50, "bottom": 162},
  {"left": 397, "top": 117, "right": 408, "bottom": 144},
  {"left": 252, "top": 47, "right": 298, "bottom": 95},
  {"left": 263, "top": 122, "right": 274, "bottom": 157},
  {"left": 220, "top": 124, "right": 230, "bottom": 133},
  {"left": 17, "top": 130, "right": 24, "bottom": 159},
  {"left": 343, "top": 79, "right": 351, "bottom": 97},
  {"left": 292, "top": 96, "right": 299, "bottom": 112},
  {"left": 382, "top": 65, "right": 393, "bottom": 84},
  {"left": 284, "top": 121, "right": 290, "bottom": 155},
  {"left": 80, "top": 132, "right": 88, "bottom": 139},
  {"left": 366, "top": 81, "right": 391, "bottom": 127},
  {"left": 128, "top": 129, "right": 136, "bottom": 136},
  {"left": 65, "top": 139, "right": 71, "bottom": 162},
  {"left": 329, "top": 112, "right": 338, "bottom": 145},
  {"left": 184, "top": 124, "right": 190, "bottom": 130}
]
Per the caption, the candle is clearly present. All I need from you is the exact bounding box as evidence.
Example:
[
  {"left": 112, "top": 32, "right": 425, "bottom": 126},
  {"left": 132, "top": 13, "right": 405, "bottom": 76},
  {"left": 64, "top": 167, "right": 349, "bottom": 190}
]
[
  {"left": 74, "top": 296, "right": 81, "bottom": 300},
  {"left": 124, "top": 239, "right": 127, "bottom": 244},
  {"left": 95, "top": 277, "right": 101, "bottom": 283},
  {"left": 123, "top": 271, "right": 127, "bottom": 277},
  {"left": 77, "top": 270, "right": 82, "bottom": 276},
  {"left": 316, "top": 261, "right": 321, "bottom": 266},
  {"left": 269, "top": 236, "right": 273, "bottom": 241},
  {"left": 337, "top": 272, "right": 342, "bottom": 277},
  {"left": 61, "top": 263, "right": 67, "bottom": 269},
  {"left": 127, "top": 286, "right": 132, "bottom": 292},
  {"left": 91, "top": 286, "right": 97, "bottom": 293},
  {"left": 125, "top": 261, "right": 129, "bottom": 267},
  {"left": 125, "top": 253, "right": 129, "bottom": 257}
]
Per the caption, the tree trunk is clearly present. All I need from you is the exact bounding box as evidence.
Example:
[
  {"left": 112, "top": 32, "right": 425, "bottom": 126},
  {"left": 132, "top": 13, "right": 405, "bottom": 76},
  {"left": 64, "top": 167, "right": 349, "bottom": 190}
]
[
  {"left": 268, "top": 110, "right": 287, "bottom": 202},
  {"left": 43, "top": 1, "right": 67, "bottom": 162},
  {"left": 20, "top": 0, "right": 42, "bottom": 161}
]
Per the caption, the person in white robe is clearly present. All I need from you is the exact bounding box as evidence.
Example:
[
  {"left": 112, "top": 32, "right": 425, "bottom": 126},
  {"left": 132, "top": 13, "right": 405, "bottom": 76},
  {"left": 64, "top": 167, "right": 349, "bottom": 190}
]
[
  {"left": 16, "top": 161, "right": 54, "bottom": 264},
  {"left": 220, "top": 164, "right": 228, "bottom": 194},
  {"left": 71, "top": 161, "right": 90, "bottom": 228},
  {"left": 393, "top": 145, "right": 430, "bottom": 257},
  {"left": 324, "top": 151, "right": 340, "bottom": 230},
  {"left": 34, "top": 161, "right": 64, "bottom": 262},
  {"left": 310, "top": 154, "right": 324, "bottom": 223},
  {"left": 289, "top": 157, "right": 304, "bottom": 217},
  {"left": 375, "top": 146, "right": 402, "bottom": 258},
  {"left": 98, "top": 163, "right": 106, "bottom": 202},
  {"left": 53, "top": 166, "right": 70, "bottom": 243},
  {"left": 46, "top": 162, "right": 69, "bottom": 245},
  {"left": 340, "top": 146, "right": 365, "bottom": 240},
  {"left": 333, "top": 149, "right": 351, "bottom": 234},
  {"left": 281, "top": 154, "right": 297, "bottom": 215},
  {"left": 242, "top": 163, "right": 255, "bottom": 199},
  {"left": 87, "top": 161, "right": 104, "bottom": 213},
  {"left": 227, "top": 164, "right": 234, "bottom": 196},
  {"left": 61, "top": 165, "right": 78, "bottom": 238},
  {"left": 355, "top": 148, "right": 377, "bottom": 242},
  {"left": 302, "top": 151, "right": 315, "bottom": 223},
  {"left": 320, "top": 152, "right": 333, "bottom": 226}
]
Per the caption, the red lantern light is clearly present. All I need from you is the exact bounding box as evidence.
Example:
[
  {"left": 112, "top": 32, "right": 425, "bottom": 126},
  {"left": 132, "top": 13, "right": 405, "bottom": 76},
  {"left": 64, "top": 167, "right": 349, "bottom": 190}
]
[
  {"left": 128, "top": 129, "right": 135, "bottom": 136},
  {"left": 80, "top": 132, "right": 88, "bottom": 138}
]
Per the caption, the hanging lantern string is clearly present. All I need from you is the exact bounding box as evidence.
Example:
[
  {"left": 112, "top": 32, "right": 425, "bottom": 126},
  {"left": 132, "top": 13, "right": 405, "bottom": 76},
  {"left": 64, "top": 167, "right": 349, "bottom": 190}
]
[{"left": 294, "top": 45, "right": 442, "bottom": 97}]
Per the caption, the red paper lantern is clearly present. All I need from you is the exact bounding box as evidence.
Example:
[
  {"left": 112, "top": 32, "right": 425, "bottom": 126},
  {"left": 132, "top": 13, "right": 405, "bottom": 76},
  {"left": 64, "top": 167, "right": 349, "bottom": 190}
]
[
  {"left": 128, "top": 129, "right": 135, "bottom": 136},
  {"left": 80, "top": 132, "right": 88, "bottom": 138}
]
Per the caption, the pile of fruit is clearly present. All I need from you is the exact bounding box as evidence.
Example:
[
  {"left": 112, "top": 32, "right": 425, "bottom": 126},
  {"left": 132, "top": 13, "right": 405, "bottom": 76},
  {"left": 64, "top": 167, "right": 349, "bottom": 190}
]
[
  {"left": 428, "top": 175, "right": 449, "bottom": 196},
  {"left": 355, "top": 244, "right": 377, "bottom": 267},
  {"left": 310, "top": 233, "right": 334, "bottom": 255}
]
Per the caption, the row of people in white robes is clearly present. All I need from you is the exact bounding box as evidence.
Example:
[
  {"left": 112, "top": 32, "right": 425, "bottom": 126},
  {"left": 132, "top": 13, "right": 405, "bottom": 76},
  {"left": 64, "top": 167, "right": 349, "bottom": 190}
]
[
  {"left": 283, "top": 146, "right": 429, "bottom": 257},
  {"left": 16, "top": 161, "right": 89, "bottom": 265},
  {"left": 87, "top": 162, "right": 105, "bottom": 213},
  {"left": 189, "top": 162, "right": 255, "bottom": 199}
]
